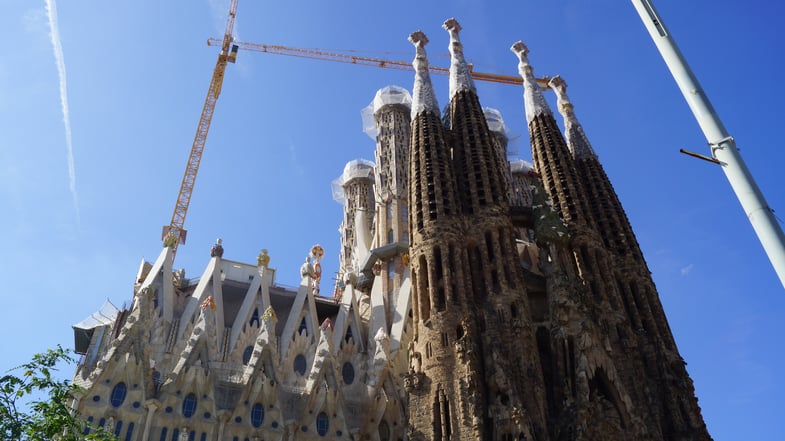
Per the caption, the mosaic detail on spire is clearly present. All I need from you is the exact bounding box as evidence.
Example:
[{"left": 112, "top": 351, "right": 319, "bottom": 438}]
[
  {"left": 511, "top": 41, "right": 551, "bottom": 124},
  {"left": 408, "top": 31, "right": 439, "bottom": 119},
  {"left": 443, "top": 18, "right": 476, "bottom": 99},
  {"left": 549, "top": 76, "right": 597, "bottom": 159}
]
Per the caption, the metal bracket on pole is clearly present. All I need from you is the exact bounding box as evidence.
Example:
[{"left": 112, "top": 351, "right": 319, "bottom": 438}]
[{"left": 709, "top": 136, "right": 734, "bottom": 154}]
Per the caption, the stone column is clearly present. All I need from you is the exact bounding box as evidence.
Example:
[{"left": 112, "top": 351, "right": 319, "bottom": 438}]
[{"left": 141, "top": 400, "right": 159, "bottom": 441}]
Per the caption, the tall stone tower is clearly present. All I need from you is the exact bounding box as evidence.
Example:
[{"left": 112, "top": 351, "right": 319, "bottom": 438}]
[
  {"left": 512, "top": 42, "right": 712, "bottom": 440},
  {"left": 363, "top": 86, "right": 413, "bottom": 324},
  {"left": 333, "top": 159, "right": 375, "bottom": 285},
  {"left": 405, "top": 21, "right": 549, "bottom": 441}
]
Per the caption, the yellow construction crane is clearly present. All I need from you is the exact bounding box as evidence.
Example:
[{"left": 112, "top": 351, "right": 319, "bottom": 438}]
[
  {"left": 206, "top": 38, "right": 551, "bottom": 88},
  {"left": 164, "top": 4, "right": 546, "bottom": 258},
  {"left": 162, "top": 0, "right": 240, "bottom": 256}
]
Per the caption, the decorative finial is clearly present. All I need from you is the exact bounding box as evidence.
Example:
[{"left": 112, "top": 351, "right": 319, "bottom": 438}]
[
  {"left": 261, "top": 305, "right": 276, "bottom": 322},
  {"left": 256, "top": 249, "right": 270, "bottom": 268},
  {"left": 163, "top": 231, "right": 178, "bottom": 248},
  {"left": 548, "top": 76, "right": 597, "bottom": 159},
  {"left": 409, "top": 31, "right": 440, "bottom": 118},
  {"left": 210, "top": 238, "right": 224, "bottom": 258},
  {"left": 200, "top": 295, "right": 216, "bottom": 312},
  {"left": 310, "top": 244, "right": 324, "bottom": 296},
  {"left": 511, "top": 41, "right": 552, "bottom": 124},
  {"left": 443, "top": 18, "right": 476, "bottom": 99}
]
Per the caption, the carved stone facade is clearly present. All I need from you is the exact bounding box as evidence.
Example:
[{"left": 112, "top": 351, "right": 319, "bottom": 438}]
[{"left": 71, "top": 19, "right": 711, "bottom": 441}]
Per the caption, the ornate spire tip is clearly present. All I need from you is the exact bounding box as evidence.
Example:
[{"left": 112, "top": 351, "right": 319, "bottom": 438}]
[
  {"left": 442, "top": 17, "right": 461, "bottom": 33},
  {"left": 511, "top": 41, "right": 530, "bottom": 58},
  {"left": 408, "top": 30, "right": 428, "bottom": 48},
  {"left": 548, "top": 75, "right": 567, "bottom": 91}
]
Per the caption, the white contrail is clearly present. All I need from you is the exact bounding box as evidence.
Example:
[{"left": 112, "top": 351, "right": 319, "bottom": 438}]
[{"left": 44, "top": 0, "right": 79, "bottom": 217}]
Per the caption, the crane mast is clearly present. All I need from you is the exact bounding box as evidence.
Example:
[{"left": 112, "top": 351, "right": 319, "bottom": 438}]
[
  {"left": 163, "top": 0, "right": 239, "bottom": 256},
  {"left": 207, "top": 38, "right": 551, "bottom": 88}
]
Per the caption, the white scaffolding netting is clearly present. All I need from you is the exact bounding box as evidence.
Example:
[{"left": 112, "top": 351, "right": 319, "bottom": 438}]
[
  {"left": 332, "top": 159, "right": 375, "bottom": 203},
  {"left": 73, "top": 299, "right": 120, "bottom": 330},
  {"left": 510, "top": 159, "right": 535, "bottom": 174},
  {"left": 361, "top": 85, "right": 412, "bottom": 139},
  {"left": 483, "top": 107, "right": 511, "bottom": 138},
  {"left": 484, "top": 107, "right": 521, "bottom": 156}
]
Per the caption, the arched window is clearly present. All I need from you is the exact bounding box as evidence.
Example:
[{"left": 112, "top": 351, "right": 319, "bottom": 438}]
[
  {"left": 114, "top": 420, "right": 123, "bottom": 436},
  {"left": 152, "top": 370, "right": 162, "bottom": 392},
  {"left": 249, "top": 308, "right": 260, "bottom": 327},
  {"left": 345, "top": 326, "right": 353, "bottom": 344},
  {"left": 171, "top": 428, "right": 179, "bottom": 441},
  {"left": 316, "top": 412, "right": 329, "bottom": 436},
  {"left": 200, "top": 433, "right": 207, "bottom": 441},
  {"left": 251, "top": 403, "right": 265, "bottom": 428},
  {"left": 182, "top": 393, "right": 197, "bottom": 418},
  {"left": 298, "top": 317, "right": 308, "bottom": 336},
  {"left": 125, "top": 423, "right": 135, "bottom": 441},
  {"left": 242, "top": 346, "right": 253, "bottom": 365},
  {"left": 159, "top": 427, "right": 167, "bottom": 441},
  {"left": 294, "top": 354, "right": 307, "bottom": 376},
  {"left": 379, "top": 420, "right": 391, "bottom": 441},
  {"left": 342, "top": 362, "right": 355, "bottom": 385},
  {"left": 110, "top": 382, "right": 127, "bottom": 407},
  {"left": 388, "top": 229, "right": 394, "bottom": 244},
  {"left": 98, "top": 418, "right": 106, "bottom": 428},
  {"left": 83, "top": 416, "right": 93, "bottom": 435},
  {"left": 189, "top": 431, "right": 196, "bottom": 441}
]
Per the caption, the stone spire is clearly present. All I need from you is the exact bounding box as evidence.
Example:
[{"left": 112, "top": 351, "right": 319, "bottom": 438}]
[
  {"left": 443, "top": 18, "right": 476, "bottom": 99},
  {"left": 511, "top": 41, "right": 552, "bottom": 125},
  {"left": 549, "top": 76, "right": 597, "bottom": 159},
  {"left": 408, "top": 31, "right": 439, "bottom": 119}
]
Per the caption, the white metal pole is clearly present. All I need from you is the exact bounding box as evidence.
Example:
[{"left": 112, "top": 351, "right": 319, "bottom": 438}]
[{"left": 631, "top": 0, "right": 785, "bottom": 289}]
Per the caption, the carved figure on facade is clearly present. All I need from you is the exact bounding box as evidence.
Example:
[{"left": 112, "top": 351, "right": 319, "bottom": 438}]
[
  {"left": 300, "top": 257, "right": 314, "bottom": 279},
  {"left": 210, "top": 238, "right": 224, "bottom": 258},
  {"left": 173, "top": 268, "right": 187, "bottom": 288},
  {"left": 403, "top": 369, "right": 424, "bottom": 392}
]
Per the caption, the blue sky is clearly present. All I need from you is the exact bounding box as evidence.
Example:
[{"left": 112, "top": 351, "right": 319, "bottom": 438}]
[{"left": 1, "top": 0, "right": 783, "bottom": 439}]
